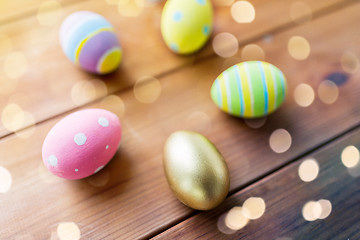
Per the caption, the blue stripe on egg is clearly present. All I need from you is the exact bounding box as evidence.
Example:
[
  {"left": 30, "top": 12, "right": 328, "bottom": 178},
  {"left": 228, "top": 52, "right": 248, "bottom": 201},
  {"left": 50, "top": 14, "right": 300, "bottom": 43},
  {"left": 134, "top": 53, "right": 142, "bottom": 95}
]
[
  {"left": 210, "top": 61, "right": 287, "bottom": 118},
  {"left": 60, "top": 11, "right": 91, "bottom": 49},
  {"left": 216, "top": 79, "right": 222, "bottom": 108},
  {"left": 257, "top": 61, "right": 269, "bottom": 114},
  {"left": 170, "top": 43, "right": 179, "bottom": 52},
  {"left": 224, "top": 72, "right": 233, "bottom": 114},
  {"left": 234, "top": 66, "right": 245, "bottom": 116},
  {"left": 202, "top": 25, "right": 210, "bottom": 36},
  {"left": 65, "top": 16, "right": 112, "bottom": 62},
  {"left": 196, "top": 0, "right": 206, "bottom": 5}
]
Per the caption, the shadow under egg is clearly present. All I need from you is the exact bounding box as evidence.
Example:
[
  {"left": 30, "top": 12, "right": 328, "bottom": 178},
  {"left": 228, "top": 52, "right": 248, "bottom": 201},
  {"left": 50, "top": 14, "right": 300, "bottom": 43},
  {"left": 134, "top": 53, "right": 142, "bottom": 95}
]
[{"left": 67, "top": 149, "right": 133, "bottom": 197}]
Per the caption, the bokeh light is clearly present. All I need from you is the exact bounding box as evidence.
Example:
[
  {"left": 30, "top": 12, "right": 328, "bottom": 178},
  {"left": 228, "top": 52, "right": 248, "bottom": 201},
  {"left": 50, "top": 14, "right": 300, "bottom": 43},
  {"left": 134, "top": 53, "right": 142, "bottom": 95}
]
[
  {"left": 0, "top": 166, "right": 12, "bottom": 193},
  {"left": 244, "top": 117, "right": 267, "bottom": 129},
  {"left": 91, "top": 79, "right": 108, "bottom": 97},
  {"left": 0, "top": 33, "right": 13, "bottom": 54},
  {"left": 37, "top": 0, "right": 63, "bottom": 26},
  {"left": 225, "top": 206, "right": 249, "bottom": 230},
  {"left": 134, "top": 76, "right": 162, "bottom": 103},
  {"left": 298, "top": 158, "right": 319, "bottom": 182},
  {"left": 0, "top": 101, "right": 35, "bottom": 135},
  {"left": 98, "top": 95, "right": 126, "bottom": 117},
  {"left": 318, "top": 199, "right": 332, "bottom": 219},
  {"left": 1, "top": 103, "right": 24, "bottom": 132},
  {"left": 302, "top": 199, "right": 332, "bottom": 221},
  {"left": 242, "top": 197, "right": 266, "bottom": 220},
  {"left": 302, "top": 201, "right": 321, "bottom": 221},
  {"left": 341, "top": 145, "right": 359, "bottom": 168},
  {"left": 184, "top": 111, "right": 212, "bottom": 133},
  {"left": 212, "top": 33, "right": 239, "bottom": 58},
  {"left": 118, "top": 0, "right": 145, "bottom": 17},
  {"left": 269, "top": 129, "right": 292, "bottom": 153},
  {"left": 71, "top": 81, "right": 96, "bottom": 106},
  {"left": 347, "top": 163, "right": 360, "bottom": 178},
  {"left": 57, "top": 222, "right": 81, "bottom": 240},
  {"left": 289, "top": 1, "right": 312, "bottom": 24},
  {"left": 287, "top": 36, "right": 310, "bottom": 60},
  {"left": 318, "top": 80, "right": 339, "bottom": 104},
  {"left": 231, "top": 1, "right": 255, "bottom": 23},
  {"left": 341, "top": 51, "right": 360, "bottom": 74},
  {"left": 294, "top": 83, "right": 315, "bottom": 107},
  {"left": 71, "top": 79, "right": 107, "bottom": 106},
  {"left": 241, "top": 44, "right": 265, "bottom": 61},
  {"left": 4, "top": 51, "right": 28, "bottom": 79},
  {"left": 217, "top": 213, "right": 237, "bottom": 235}
]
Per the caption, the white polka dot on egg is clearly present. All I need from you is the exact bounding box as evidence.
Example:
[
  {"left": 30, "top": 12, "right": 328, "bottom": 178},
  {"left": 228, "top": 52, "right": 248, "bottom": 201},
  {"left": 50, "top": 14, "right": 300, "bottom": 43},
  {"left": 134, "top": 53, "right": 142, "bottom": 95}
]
[
  {"left": 74, "top": 133, "right": 87, "bottom": 146},
  {"left": 75, "top": 169, "right": 79, "bottom": 172},
  {"left": 106, "top": 145, "right": 109, "bottom": 149},
  {"left": 94, "top": 165, "right": 105, "bottom": 173},
  {"left": 48, "top": 154, "right": 58, "bottom": 167},
  {"left": 98, "top": 117, "right": 109, "bottom": 127}
]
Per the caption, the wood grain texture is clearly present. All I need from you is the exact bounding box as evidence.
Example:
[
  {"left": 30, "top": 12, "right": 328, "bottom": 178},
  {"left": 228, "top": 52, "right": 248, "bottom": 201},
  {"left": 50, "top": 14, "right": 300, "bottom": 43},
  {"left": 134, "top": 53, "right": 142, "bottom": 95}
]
[
  {"left": 0, "top": 0, "right": 79, "bottom": 25},
  {"left": 1, "top": 2, "right": 360, "bottom": 239},
  {"left": 153, "top": 126, "right": 360, "bottom": 240},
  {"left": 0, "top": 0, "right": 350, "bottom": 137}
]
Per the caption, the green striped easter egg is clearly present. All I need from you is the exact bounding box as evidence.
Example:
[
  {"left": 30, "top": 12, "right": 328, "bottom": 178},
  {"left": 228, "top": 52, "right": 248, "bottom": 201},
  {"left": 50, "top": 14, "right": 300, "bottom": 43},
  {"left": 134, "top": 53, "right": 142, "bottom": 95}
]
[{"left": 211, "top": 61, "right": 287, "bottom": 118}]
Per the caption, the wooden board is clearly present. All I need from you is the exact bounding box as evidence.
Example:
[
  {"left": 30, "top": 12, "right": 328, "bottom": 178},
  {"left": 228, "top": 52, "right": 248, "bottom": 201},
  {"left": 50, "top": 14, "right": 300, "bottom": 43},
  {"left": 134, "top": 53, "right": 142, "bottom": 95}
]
[
  {"left": 153, "top": 125, "right": 360, "bottom": 240},
  {"left": 1, "top": 2, "right": 360, "bottom": 238},
  {"left": 0, "top": 0, "right": 349, "bottom": 137},
  {"left": 0, "top": 0, "right": 79, "bottom": 25}
]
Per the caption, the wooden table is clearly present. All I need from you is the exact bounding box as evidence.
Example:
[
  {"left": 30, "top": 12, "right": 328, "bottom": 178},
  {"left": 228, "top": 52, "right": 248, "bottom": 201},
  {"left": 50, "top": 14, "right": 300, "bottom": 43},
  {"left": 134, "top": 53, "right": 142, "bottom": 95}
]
[{"left": 1, "top": 0, "right": 360, "bottom": 239}]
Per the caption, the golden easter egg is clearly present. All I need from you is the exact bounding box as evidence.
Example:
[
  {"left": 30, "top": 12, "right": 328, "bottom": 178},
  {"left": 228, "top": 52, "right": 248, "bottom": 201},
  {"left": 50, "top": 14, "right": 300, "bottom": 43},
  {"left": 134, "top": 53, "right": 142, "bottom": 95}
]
[{"left": 163, "top": 131, "right": 230, "bottom": 210}]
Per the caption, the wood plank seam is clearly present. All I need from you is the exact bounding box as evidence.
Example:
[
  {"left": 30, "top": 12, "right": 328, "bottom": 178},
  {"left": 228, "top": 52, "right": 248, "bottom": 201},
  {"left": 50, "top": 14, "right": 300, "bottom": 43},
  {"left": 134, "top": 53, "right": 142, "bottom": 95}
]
[{"left": 0, "top": 0, "right": 357, "bottom": 141}]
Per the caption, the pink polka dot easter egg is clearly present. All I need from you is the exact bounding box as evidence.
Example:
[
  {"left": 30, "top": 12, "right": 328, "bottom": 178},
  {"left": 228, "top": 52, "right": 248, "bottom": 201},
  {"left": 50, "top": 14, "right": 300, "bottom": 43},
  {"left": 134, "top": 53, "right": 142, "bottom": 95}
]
[{"left": 42, "top": 109, "right": 122, "bottom": 179}]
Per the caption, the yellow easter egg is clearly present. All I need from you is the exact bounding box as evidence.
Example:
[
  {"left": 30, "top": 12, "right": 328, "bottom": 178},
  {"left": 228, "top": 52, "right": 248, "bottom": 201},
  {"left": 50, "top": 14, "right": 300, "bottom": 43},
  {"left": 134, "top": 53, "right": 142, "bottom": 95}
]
[{"left": 161, "top": 0, "right": 213, "bottom": 54}]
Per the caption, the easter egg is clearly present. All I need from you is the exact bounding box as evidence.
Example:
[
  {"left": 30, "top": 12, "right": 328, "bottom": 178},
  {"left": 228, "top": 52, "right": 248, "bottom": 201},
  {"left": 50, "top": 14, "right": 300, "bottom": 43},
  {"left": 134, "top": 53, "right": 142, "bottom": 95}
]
[
  {"left": 42, "top": 109, "right": 122, "bottom": 179},
  {"left": 163, "top": 131, "right": 230, "bottom": 210},
  {"left": 161, "top": 0, "right": 213, "bottom": 54},
  {"left": 59, "top": 11, "right": 122, "bottom": 74},
  {"left": 211, "top": 61, "right": 287, "bottom": 118}
]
